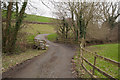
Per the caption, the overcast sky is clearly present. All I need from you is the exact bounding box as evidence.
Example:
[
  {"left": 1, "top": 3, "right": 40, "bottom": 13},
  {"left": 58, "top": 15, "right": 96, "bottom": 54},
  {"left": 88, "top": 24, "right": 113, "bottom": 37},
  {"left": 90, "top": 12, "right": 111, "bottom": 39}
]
[
  {"left": 25, "top": 0, "right": 120, "bottom": 21},
  {"left": 25, "top": 0, "right": 55, "bottom": 18}
]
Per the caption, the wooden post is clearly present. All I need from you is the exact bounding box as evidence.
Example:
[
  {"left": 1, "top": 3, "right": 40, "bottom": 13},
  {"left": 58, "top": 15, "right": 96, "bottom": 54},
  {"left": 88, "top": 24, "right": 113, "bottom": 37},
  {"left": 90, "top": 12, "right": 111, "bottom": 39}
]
[
  {"left": 93, "top": 52, "right": 97, "bottom": 75},
  {"left": 78, "top": 42, "right": 81, "bottom": 64},
  {"left": 79, "top": 41, "right": 80, "bottom": 57},
  {"left": 80, "top": 38, "right": 85, "bottom": 65},
  {"left": 80, "top": 43, "right": 83, "bottom": 65}
]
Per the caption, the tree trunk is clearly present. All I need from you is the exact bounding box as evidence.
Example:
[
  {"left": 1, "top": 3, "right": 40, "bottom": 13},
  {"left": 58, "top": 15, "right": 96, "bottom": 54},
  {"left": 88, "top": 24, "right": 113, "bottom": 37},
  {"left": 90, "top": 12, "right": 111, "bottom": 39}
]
[
  {"left": 0, "top": 1, "right": 2, "bottom": 55},
  {"left": 10, "top": 1, "right": 28, "bottom": 52},
  {"left": 3, "top": 2, "right": 13, "bottom": 53}
]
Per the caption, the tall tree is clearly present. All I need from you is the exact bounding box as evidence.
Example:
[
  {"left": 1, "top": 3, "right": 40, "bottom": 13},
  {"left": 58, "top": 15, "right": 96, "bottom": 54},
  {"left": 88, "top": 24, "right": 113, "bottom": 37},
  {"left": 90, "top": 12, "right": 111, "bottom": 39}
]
[
  {"left": 10, "top": 1, "right": 28, "bottom": 53},
  {"left": 2, "top": 0, "right": 28, "bottom": 54}
]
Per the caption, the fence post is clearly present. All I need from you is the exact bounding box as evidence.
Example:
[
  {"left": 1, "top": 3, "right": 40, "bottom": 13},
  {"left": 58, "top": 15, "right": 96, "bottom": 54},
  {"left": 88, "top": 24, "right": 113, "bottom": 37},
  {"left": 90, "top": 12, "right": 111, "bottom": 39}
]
[
  {"left": 80, "top": 43, "right": 83, "bottom": 65},
  {"left": 78, "top": 42, "right": 81, "bottom": 64},
  {"left": 93, "top": 52, "right": 97, "bottom": 75}
]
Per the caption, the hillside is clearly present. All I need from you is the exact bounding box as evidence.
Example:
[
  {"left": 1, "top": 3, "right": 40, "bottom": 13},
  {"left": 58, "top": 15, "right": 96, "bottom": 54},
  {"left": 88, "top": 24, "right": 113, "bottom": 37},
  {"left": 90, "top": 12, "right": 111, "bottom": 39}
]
[
  {"left": 2, "top": 10, "right": 54, "bottom": 23},
  {"left": 24, "top": 14, "right": 53, "bottom": 23}
]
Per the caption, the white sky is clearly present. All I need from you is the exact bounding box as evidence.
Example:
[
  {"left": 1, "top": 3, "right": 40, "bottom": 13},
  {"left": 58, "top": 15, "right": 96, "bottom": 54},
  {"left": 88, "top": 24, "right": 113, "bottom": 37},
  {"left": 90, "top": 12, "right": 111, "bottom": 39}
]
[
  {"left": 25, "top": 0, "right": 120, "bottom": 19},
  {"left": 25, "top": 0, "right": 55, "bottom": 18}
]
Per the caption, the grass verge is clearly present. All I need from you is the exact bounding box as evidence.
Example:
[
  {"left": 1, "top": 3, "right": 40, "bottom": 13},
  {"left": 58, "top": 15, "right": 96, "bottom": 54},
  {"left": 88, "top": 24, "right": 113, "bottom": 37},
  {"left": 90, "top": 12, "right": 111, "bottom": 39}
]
[
  {"left": 74, "top": 43, "right": 118, "bottom": 78},
  {"left": 2, "top": 49, "right": 47, "bottom": 72},
  {"left": 47, "top": 33, "right": 58, "bottom": 42}
]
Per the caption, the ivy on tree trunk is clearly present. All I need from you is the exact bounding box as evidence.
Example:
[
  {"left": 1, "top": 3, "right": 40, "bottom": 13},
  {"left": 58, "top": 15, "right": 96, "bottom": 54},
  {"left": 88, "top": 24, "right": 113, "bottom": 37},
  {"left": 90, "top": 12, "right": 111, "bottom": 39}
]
[{"left": 2, "top": 1, "right": 28, "bottom": 54}]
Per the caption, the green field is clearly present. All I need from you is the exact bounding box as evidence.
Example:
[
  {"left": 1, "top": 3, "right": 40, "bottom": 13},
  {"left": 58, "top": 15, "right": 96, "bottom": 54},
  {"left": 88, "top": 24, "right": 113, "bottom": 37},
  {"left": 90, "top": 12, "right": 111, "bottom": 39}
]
[
  {"left": 2, "top": 10, "right": 54, "bottom": 23},
  {"left": 23, "top": 24, "right": 55, "bottom": 34},
  {"left": 87, "top": 44, "right": 118, "bottom": 61},
  {"left": 74, "top": 43, "right": 119, "bottom": 78},
  {"left": 20, "top": 24, "right": 55, "bottom": 43},
  {"left": 24, "top": 14, "right": 54, "bottom": 23}
]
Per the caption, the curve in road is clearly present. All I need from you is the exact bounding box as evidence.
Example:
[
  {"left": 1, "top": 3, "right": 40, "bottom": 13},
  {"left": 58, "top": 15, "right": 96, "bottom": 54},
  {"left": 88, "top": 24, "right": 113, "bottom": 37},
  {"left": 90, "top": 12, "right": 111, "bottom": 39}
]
[{"left": 5, "top": 34, "right": 76, "bottom": 78}]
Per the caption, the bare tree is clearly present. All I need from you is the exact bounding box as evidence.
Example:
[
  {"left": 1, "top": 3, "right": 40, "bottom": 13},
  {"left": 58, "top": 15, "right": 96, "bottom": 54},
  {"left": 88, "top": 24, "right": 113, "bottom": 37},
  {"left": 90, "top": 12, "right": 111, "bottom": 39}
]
[
  {"left": 101, "top": 2, "right": 119, "bottom": 29},
  {"left": 51, "top": 1, "right": 100, "bottom": 43}
]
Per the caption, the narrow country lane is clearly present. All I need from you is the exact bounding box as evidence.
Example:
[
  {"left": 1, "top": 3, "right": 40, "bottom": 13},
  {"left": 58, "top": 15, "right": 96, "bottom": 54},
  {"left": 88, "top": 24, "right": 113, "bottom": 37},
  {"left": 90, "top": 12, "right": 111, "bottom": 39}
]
[{"left": 4, "top": 34, "right": 76, "bottom": 78}]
